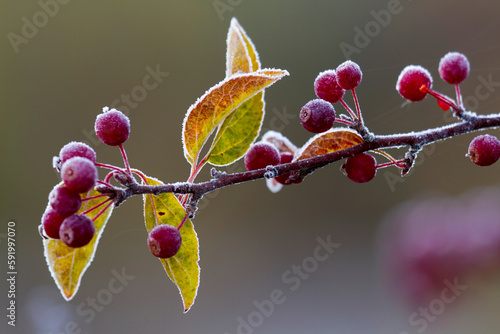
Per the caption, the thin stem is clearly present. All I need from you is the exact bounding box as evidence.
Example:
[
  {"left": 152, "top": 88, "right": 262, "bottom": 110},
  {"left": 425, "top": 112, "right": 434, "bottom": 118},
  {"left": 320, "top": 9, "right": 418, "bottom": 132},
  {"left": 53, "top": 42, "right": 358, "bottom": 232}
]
[
  {"left": 181, "top": 155, "right": 210, "bottom": 206},
  {"left": 82, "top": 194, "right": 108, "bottom": 201},
  {"left": 92, "top": 200, "right": 115, "bottom": 222},
  {"left": 177, "top": 213, "right": 189, "bottom": 231},
  {"left": 82, "top": 197, "right": 113, "bottom": 215},
  {"left": 131, "top": 169, "right": 149, "bottom": 184},
  {"left": 104, "top": 171, "right": 115, "bottom": 184},
  {"left": 189, "top": 154, "right": 210, "bottom": 183},
  {"left": 351, "top": 88, "right": 362, "bottom": 122},
  {"left": 339, "top": 98, "right": 358, "bottom": 121},
  {"left": 97, "top": 180, "right": 114, "bottom": 188},
  {"left": 95, "top": 162, "right": 128, "bottom": 175},
  {"left": 376, "top": 160, "right": 404, "bottom": 169},
  {"left": 420, "top": 85, "right": 460, "bottom": 111},
  {"left": 455, "top": 84, "right": 462, "bottom": 107},
  {"left": 119, "top": 144, "right": 132, "bottom": 176},
  {"left": 373, "top": 149, "right": 406, "bottom": 168},
  {"left": 335, "top": 118, "right": 356, "bottom": 126}
]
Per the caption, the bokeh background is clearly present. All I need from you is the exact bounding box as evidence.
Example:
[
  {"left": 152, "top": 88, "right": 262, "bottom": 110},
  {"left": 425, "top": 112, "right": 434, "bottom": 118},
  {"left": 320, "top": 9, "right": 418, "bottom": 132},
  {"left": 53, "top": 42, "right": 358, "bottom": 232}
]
[{"left": 2, "top": 0, "right": 500, "bottom": 333}]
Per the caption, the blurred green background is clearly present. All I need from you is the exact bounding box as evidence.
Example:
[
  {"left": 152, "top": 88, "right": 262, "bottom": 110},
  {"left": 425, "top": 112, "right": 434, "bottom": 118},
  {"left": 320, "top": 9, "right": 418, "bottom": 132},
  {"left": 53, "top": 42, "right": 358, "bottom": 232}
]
[{"left": 2, "top": 0, "right": 500, "bottom": 333}]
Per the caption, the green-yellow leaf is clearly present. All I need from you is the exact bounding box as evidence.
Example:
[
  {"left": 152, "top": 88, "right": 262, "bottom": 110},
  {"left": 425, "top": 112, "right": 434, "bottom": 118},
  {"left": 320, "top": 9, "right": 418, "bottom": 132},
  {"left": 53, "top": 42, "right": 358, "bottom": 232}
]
[
  {"left": 207, "top": 18, "right": 265, "bottom": 166},
  {"left": 182, "top": 69, "right": 289, "bottom": 166},
  {"left": 142, "top": 175, "right": 200, "bottom": 313},
  {"left": 294, "top": 128, "right": 364, "bottom": 161},
  {"left": 43, "top": 184, "right": 114, "bottom": 301},
  {"left": 207, "top": 95, "right": 264, "bottom": 166}
]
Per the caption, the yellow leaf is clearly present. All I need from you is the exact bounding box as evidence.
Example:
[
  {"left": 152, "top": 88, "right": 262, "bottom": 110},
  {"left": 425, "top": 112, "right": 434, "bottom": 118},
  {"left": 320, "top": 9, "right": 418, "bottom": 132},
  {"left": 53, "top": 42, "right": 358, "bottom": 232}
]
[
  {"left": 43, "top": 184, "right": 114, "bottom": 301},
  {"left": 142, "top": 175, "right": 200, "bottom": 312}
]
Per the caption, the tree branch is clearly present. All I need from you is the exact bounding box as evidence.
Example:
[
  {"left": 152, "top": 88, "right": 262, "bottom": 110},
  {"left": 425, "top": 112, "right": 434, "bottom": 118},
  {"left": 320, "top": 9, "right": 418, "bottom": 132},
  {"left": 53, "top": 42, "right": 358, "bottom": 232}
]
[{"left": 105, "top": 112, "right": 500, "bottom": 208}]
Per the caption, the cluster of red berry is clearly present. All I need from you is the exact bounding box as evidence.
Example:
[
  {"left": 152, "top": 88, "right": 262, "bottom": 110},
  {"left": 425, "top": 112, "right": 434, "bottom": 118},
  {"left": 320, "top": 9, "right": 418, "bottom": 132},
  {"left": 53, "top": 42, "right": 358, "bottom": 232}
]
[
  {"left": 396, "top": 52, "right": 500, "bottom": 167},
  {"left": 41, "top": 108, "right": 182, "bottom": 258},
  {"left": 243, "top": 60, "right": 381, "bottom": 184},
  {"left": 243, "top": 52, "right": 500, "bottom": 188},
  {"left": 43, "top": 142, "right": 98, "bottom": 247}
]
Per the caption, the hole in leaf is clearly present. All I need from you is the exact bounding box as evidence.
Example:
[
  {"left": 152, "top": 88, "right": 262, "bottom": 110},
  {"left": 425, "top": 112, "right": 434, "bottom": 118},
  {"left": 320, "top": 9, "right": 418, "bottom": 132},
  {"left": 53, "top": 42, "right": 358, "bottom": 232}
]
[{"left": 158, "top": 212, "right": 166, "bottom": 216}]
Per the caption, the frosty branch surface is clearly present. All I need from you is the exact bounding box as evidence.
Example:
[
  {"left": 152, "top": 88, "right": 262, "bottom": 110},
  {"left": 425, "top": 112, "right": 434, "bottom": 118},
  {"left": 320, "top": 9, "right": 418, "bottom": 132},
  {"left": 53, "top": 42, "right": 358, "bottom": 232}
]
[{"left": 107, "top": 111, "right": 500, "bottom": 206}]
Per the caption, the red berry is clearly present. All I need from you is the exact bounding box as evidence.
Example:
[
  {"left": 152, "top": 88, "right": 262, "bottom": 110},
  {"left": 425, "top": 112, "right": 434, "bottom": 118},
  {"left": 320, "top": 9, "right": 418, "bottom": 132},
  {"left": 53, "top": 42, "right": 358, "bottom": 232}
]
[
  {"left": 341, "top": 153, "right": 377, "bottom": 183},
  {"left": 314, "top": 70, "right": 346, "bottom": 104},
  {"left": 59, "top": 214, "right": 95, "bottom": 248},
  {"left": 95, "top": 108, "right": 130, "bottom": 146},
  {"left": 274, "top": 152, "right": 302, "bottom": 185},
  {"left": 61, "top": 157, "right": 98, "bottom": 193},
  {"left": 396, "top": 65, "right": 433, "bottom": 102},
  {"left": 49, "top": 185, "right": 82, "bottom": 216},
  {"left": 244, "top": 142, "right": 281, "bottom": 171},
  {"left": 468, "top": 134, "right": 500, "bottom": 166},
  {"left": 41, "top": 208, "right": 66, "bottom": 239},
  {"left": 148, "top": 225, "right": 182, "bottom": 258},
  {"left": 274, "top": 152, "right": 294, "bottom": 185},
  {"left": 336, "top": 61, "right": 363, "bottom": 90},
  {"left": 438, "top": 52, "right": 470, "bottom": 85},
  {"left": 59, "top": 141, "right": 96, "bottom": 164},
  {"left": 300, "top": 99, "right": 336, "bottom": 134}
]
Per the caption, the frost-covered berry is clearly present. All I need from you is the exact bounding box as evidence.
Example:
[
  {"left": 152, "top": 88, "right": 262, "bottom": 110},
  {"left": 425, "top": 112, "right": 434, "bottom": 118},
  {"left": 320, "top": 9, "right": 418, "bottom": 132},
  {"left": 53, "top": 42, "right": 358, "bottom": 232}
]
[
  {"left": 61, "top": 157, "right": 98, "bottom": 193},
  {"left": 95, "top": 108, "right": 130, "bottom": 146},
  {"left": 59, "top": 214, "right": 95, "bottom": 248},
  {"left": 336, "top": 60, "right": 363, "bottom": 90},
  {"left": 244, "top": 142, "right": 281, "bottom": 171},
  {"left": 468, "top": 134, "right": 500, "bottom": 166},
  {"left": 300, "top": 99, "right": 336, "bottom": 134},
  {"left": 438, "top": 52, "right": 470, "bottom": 85},
  {"left": 275, "top": 152, "right": 302, "bottom": 185},
  {"left": 396, "top": 65, "right": 433, "bottom": 102},
  {"left": 341, "top": 153, "right": 377, "bottom": 183},
  {"left": 41, "top": 208, "right": 66, "bottom": 239},
  {"left": 59, "top": 141, "right": 96, "bottom": 164},
  {"left": 148, "top": 225, "right": 182, "bottom": 258},
  {"left": 314, "top": 70, "right": 346, "bottom": 104},
  {"left": 49, "top": 185, "right": 82, "bottom": 216},
  {"left": 274, "top": 152, "right": 294, "bottom": 185}
]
